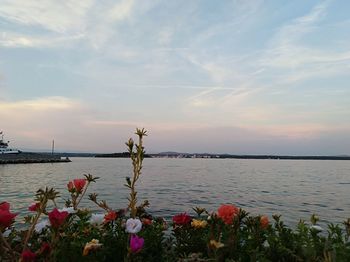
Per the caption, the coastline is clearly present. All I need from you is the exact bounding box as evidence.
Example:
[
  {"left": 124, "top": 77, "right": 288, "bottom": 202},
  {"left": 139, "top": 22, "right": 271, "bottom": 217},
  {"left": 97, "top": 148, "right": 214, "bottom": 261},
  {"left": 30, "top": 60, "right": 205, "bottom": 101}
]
[{"left": 0, "top": 152, "right": 71, "bottom": 164}]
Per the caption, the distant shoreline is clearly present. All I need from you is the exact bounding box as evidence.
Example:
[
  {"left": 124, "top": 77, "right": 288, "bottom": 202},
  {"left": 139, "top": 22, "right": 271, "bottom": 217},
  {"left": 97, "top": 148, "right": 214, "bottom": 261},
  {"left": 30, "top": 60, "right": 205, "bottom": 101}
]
[
  {"left": 77, "top": 152, "right": 350, "bottom": 160},
  {"left": 150, "top": 153, "right": 350, "bottom": 160}
]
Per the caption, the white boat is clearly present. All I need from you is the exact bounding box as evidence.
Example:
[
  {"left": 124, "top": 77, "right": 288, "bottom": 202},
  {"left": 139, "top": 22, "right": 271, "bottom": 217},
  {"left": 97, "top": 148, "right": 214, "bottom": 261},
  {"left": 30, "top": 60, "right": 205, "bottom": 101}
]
[{"left": 0, "top": 131, "right": 20, "bottom": 154}]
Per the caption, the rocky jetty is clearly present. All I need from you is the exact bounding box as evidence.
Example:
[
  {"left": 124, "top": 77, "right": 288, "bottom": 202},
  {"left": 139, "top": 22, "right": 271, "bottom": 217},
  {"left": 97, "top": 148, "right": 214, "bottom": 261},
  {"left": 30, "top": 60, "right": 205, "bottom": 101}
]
[{"left": 0, "top": 152, "right": 71, "bottom": 164}]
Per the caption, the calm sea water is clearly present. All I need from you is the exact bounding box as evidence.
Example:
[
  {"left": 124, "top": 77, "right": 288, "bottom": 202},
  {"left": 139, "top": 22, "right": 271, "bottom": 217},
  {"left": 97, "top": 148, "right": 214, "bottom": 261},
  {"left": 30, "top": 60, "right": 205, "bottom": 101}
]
[{"left": 0, "top": 157, "right": 349, "bottom": 226}]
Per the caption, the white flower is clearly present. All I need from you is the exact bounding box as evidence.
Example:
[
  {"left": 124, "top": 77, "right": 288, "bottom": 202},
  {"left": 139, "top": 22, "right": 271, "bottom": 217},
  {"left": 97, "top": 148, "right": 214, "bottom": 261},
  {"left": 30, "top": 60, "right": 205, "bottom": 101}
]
[
  {"left": 58, "top": 207, "right": 76, "bottom": 214},
  {"left": 310, "top": 225, "right": 323, "bottom": 232},
  {"left": 89, "top": 213, "right": 105, "bottom": 225},
  {"left": 3, "top": 229, "right": 11, "bottom": 237},
  {"left": 125, "top": 218, "right": 142, "bottom": 234},
  {"left": 263, "top": 240, "right": 270, "bottom": 248},
  {"left": 35, "top": 219, "right": 50, "bottom": 233}
]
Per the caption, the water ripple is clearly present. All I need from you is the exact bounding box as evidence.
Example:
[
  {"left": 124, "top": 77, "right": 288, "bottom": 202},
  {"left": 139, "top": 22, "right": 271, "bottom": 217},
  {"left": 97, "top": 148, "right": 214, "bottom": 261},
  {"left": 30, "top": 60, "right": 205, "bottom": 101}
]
[{"left": 0, "top": 158, "right": 349, "bottom": 227}]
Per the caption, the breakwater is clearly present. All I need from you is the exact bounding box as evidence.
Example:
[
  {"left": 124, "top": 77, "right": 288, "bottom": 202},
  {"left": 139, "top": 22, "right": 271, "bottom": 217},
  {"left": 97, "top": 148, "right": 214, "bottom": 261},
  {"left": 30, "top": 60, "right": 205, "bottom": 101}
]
[{"left": 0, "top": 152, "right": 71, "bottom": 164}]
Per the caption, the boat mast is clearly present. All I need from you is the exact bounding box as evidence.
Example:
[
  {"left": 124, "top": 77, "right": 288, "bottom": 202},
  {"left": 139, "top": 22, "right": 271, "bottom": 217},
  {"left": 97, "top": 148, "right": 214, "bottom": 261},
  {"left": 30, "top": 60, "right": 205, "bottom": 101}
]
[{"left": 52, "top": 139, "right": 55, "bottom": 155}]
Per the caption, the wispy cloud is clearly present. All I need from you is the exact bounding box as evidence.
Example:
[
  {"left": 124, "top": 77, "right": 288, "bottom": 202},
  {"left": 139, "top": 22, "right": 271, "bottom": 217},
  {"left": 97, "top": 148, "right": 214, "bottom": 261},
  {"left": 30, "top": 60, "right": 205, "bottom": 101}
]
[
  {"left": 107, "top": 0, "right": 134, "bottom": 22},
  {"left": 0, "top": 96, "right": 80, "bottom": 110},
  {"left": 0, "top": 0, "right": 93, "bottom": 33},
  {"left": 1, "top": 1, "right": 350, "bottom": 154},
  {"left": 259, "top": 1, "right": 350, "bottom": 84},
  {"left": 0, "top": 31, "right": 85, "bottom": 48}
]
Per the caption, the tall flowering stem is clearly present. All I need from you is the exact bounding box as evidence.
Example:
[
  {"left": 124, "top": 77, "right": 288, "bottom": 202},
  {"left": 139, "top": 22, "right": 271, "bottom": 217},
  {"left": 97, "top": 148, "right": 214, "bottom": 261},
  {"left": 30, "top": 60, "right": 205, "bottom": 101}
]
[
  {"left": 125, "top": 128, "right": 147, "bottom": 218},
  {"left": 68, "top": 175, "right": 99, "bottom": 210},
  {"left": 75, "top": 174, "right": 99, "bottom": 209},
  {"left": 22, "top": 188, "right": 59, "bottom": 252}
]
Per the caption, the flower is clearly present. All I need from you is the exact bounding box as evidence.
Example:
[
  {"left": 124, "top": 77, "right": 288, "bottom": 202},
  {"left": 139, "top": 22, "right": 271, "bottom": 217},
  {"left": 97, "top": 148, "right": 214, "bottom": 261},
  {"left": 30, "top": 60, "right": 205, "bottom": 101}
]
[
  {"left": 209, "top": 240, "right": 224, "bottom": 249},
  {"left": 130, "top": 234, "right": 144, "bottom": 253},
  {"left": 35, "top": 219, "right": 50, "bottom": 233},
  {"left": 142, "top": 218, "right": 152, "bottom": 226},
  {"left": 0, "top": 202, "right": 10, "bottom": 211},
  {"left": 191, "top": 219, "right": 208, "bottom": 229},
  {"left": 126, "top": 218, "right": 142, "bottom": 234},
  {"left": 217, "top": 204, "right": 239, "bottom": 225},
  {"left": 73, "top": 179, "right": 86, "bottom": 193},
  {"left": 67, "top": 181, "right": 74, "bottom": 192},
  {"left": 172, "top": 213, "right": 191, "bottom": 225},
  {"left": 38, "top": 242, "right": 51, "bottom": 255},
  {"left": 58, "top": 207, "right": 76, "bottom": 214},
  {"left": 310, "top": 225, "right": 323, "bottom": 232},
  {"left": 311, "top": 214, "right": 319, "bottom": 225},
  {"left": 104, "top": 211, "right": 117, "bottom": 223},
  {"left": 67, "top": 178, "right": 86, "bottom": 193},
  {"left": 3, "top": 229, "right": 11, "bottom": 237},
  {"left": 21, "top": 250, "right": 36, "bottom": 262},
  {"left": 83, "top": 239, "right": 102, "bottom": 256},
  {"left": 89, "top": 213, "right": 105, "bottom": 225},
  {"left": 0, "top": 202, "right": 17, "bottom": 229},
  {"left": 28, "top": 203, "right": 40, "bottom": 212},
  {"left": 260, "top": 215, "right": 269, "bottom": 229},
  {"left": 48, "top": 208, "right": 69, "bottom": 228}
]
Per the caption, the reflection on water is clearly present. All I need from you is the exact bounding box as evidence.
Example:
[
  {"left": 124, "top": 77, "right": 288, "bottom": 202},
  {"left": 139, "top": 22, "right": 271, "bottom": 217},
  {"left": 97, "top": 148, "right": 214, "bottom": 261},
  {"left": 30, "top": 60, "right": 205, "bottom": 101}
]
[{"left": 0, "top": 158, "right": 349, "bottom": 226}]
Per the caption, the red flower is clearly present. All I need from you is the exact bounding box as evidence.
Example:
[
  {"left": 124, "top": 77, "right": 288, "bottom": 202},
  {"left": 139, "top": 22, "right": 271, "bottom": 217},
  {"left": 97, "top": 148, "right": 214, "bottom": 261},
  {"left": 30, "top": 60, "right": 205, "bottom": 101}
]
[
  {"left": 67, "top": 178, "right": 86, "bottom": 193},
  {"left": 217, "top": 204, "right": 239, "bottom": 225},
  {"left": 142, "top": 218, "right": 152, "bottom": 226},
  {"left": 21, "top": 250, "right": 36, "bottom": 262},
  {"left": 172, "top": 213, "right": 191, "bottom": 225},
  {"left": 0, "top": 202, "right": 17, "bottom": 229},
  {"left": 48, "top": 208, "right": 68, "bottom": 228},
  {"left": 28, "top": 203, "right": 40, "bottom": 212},
  {"left": 260, "top": 215, "right": 269, "bottom": 229},
  {"left": 104, "top": 211, "right": 117, "bottom": 223},
  {"left": 0, "top": 202, "right": 10, "bottom": 211},
  {"left": 38, "top": 242, "right": 51, "bottom": 255},
  {"left": 73, "top": 179, "right": 86, "bottom": 193}
]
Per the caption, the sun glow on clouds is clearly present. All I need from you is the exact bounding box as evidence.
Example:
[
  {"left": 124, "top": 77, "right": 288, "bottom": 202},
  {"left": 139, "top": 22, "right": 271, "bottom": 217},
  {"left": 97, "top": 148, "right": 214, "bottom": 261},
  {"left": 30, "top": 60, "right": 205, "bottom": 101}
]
[
  {"left": 1, "top": 1, "right": 350, "bottom": 154},
  {"left": 0, "top": 97, "right": 84, "bottom": 149},
  {"left": 0, "top": 97, "right": 79, "bottom": 111}
]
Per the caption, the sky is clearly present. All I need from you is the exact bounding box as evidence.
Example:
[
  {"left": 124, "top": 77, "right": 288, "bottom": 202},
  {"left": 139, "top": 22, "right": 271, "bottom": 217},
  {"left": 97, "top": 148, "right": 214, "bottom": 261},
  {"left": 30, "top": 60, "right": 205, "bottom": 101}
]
[{"left": 0, "top": 0, "right": 350, "bottom": 155}]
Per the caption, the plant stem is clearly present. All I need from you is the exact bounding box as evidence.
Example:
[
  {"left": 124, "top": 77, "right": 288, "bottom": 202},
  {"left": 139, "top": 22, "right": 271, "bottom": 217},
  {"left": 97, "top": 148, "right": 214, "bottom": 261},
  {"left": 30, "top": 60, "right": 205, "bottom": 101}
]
[
  {"left": 129, "top": 131, "right": 145, "bottom": 218},
  {"left": 0, "top": 230, "right": 16, "bottom": 261},
  {"left": 23, "top": 210, "right": 43, "bottom": 251},
  {"left": 75, "top": 181, "right": 90, "bottom": 209}
]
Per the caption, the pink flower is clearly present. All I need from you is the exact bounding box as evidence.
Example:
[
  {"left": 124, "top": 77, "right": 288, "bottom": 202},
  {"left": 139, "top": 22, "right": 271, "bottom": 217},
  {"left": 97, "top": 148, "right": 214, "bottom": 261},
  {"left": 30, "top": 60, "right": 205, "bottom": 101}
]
[
  {"left": 130, "top": 234, "right": 144, "bottom": 253},
  {"left": 217, "top": 204, "right": 239, "bottom": 225},
  {"left": 67, "top": 181, "right": 74, "bottom": 192},
  {"left": 21, "top": 250, "right": 36, "bottom": 262},
  {"left": 0, "top": 202, "right": 17, "bottom": 229},
  {"left": 28, "top": 203, "right": 40, "bottom": 212},
  {"left": 172, "top": 213, "right": 191, "bottom": 225},
  {"left": 48, "top": 208, "right": 68, "bottom": 228}
]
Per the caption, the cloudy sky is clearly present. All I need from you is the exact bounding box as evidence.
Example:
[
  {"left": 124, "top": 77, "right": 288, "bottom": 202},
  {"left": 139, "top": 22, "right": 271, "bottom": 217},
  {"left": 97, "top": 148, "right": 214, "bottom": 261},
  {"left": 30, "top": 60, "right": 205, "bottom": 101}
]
[{"left": 1, "top": 0, "right": 349, "bottom": 154}]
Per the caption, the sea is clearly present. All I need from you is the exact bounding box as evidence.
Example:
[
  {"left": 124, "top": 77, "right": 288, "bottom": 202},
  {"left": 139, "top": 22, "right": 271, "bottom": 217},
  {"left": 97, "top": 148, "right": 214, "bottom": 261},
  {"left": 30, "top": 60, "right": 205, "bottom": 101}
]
[{"left": 0, "top": 157, "right": 349, "bottom": 227}]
